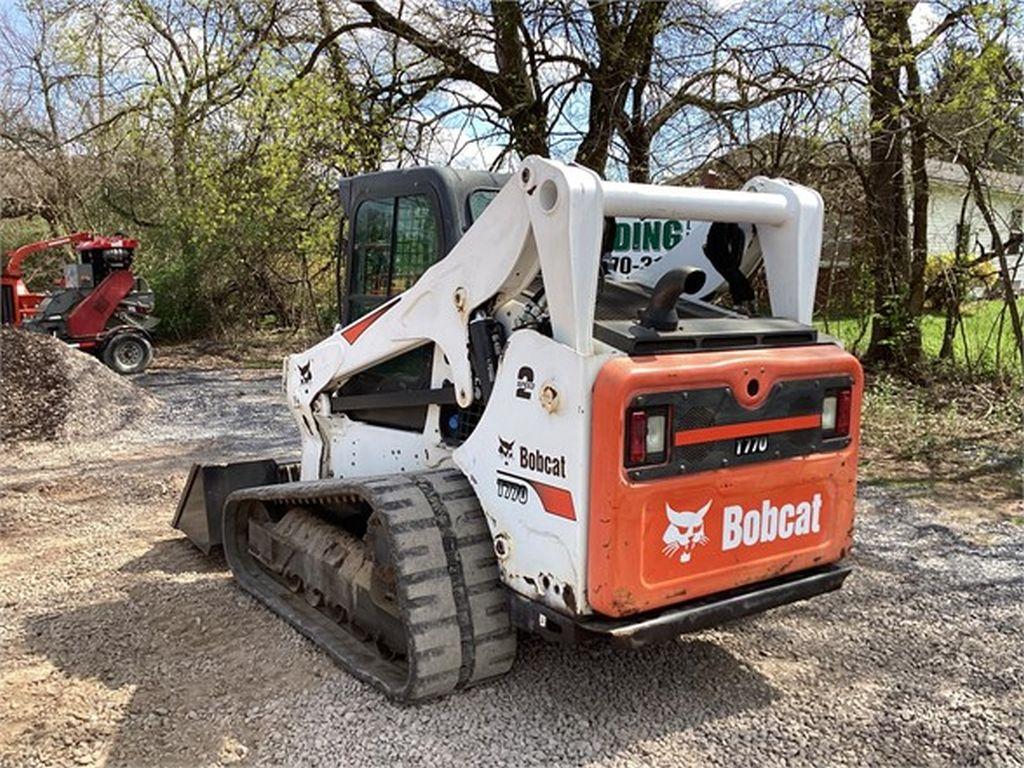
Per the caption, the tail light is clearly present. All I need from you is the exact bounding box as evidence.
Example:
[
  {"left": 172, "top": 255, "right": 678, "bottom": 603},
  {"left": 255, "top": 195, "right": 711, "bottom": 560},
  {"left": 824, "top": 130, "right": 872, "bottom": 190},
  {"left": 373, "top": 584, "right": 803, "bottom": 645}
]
[
  {"left": 628, "top": 411, "right": 647, "bottom": 464},
  {"left": 626, "top": 406, "right": 670, "bottom": 466},
  {"left": 822, "top": 388, "right": 852, "bottom": 438}
]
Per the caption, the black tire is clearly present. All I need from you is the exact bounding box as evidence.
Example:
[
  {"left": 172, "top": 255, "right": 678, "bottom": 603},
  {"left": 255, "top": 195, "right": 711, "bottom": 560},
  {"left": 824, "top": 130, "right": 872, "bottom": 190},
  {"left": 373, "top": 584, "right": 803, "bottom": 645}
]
[{"left": 101, "top": 332, "right": 153, "bottom": 375}]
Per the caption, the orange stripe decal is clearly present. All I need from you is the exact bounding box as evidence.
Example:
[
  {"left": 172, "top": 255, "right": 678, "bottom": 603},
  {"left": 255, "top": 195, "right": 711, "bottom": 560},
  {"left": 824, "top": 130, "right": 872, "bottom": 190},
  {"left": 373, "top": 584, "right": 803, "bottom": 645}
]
[
  {"left": 341, "top": 299, "right": 398, "bottom": 345},
  {"left": 499, "top": 471, "right": 576, "bottom": 520},
  {"left": 674, "top": 413, "right": 821, "bottom": 447},
  {"left": 529, "top": 479, "right": 576, "bottom": 521}
]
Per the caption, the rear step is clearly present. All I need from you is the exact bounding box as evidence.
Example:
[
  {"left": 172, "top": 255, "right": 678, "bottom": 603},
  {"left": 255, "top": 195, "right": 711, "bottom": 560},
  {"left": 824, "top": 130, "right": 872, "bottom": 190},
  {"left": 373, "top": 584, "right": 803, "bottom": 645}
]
[
  {"left": 512, "top": 563, "right": 852, "bottom": 648},
  {"left": 220, "top": 470, "right": 517, "bottom": 702}
]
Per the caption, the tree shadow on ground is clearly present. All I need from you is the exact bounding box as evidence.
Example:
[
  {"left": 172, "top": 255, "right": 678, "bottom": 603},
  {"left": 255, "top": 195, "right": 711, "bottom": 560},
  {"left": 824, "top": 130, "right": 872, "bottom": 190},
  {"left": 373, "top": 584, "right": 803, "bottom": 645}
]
[
  {"left": 25, "top": 533, "right": 780, "bottom": 767},
  {"left": 24, "top": 577, "right": 317, "bottom": 767}
]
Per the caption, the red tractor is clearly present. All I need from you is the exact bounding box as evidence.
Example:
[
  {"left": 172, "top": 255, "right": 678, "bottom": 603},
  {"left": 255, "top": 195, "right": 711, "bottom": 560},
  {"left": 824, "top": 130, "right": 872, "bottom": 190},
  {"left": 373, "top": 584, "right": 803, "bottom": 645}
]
[{"left": 1, "top": 232, "right": 158, "bottom": 374}]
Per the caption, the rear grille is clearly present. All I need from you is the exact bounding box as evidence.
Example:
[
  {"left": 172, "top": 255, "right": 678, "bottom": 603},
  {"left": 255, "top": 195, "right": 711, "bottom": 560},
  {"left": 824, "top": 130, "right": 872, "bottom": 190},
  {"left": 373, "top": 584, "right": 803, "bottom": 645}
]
[
  {"left": 788, "top": 394, "right": 817, "bottom": 416},
  {"left": 676, "top": 406, "right": 716, "bottom": 465},
  {"left": 626, "top": 375, "right": 853, "bottom": 482},
  {"left": 678, "top": 405, "right": 715, "bottom": 430},
  {"left": 678, "top": 443, "right": 712, "bottom": 465}
]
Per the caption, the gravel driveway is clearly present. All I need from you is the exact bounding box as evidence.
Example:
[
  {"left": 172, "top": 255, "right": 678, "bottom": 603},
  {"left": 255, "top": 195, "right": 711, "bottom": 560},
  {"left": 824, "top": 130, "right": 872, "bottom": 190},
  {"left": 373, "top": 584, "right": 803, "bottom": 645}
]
[{"left": 1, "top": 367, "right": 1021, "bottom": 767}]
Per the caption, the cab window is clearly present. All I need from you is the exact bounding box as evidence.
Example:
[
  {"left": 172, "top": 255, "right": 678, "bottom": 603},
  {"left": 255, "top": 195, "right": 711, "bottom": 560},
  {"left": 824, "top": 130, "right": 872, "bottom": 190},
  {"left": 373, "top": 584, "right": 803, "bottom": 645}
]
[
  {"left": 467, "top": 189, "right": 498, "bottom": 223},
  {"left": 350, "top": 194, "right": 440, "bottom": 318},
  {"left": 352, "top": 198, "right": 392, "bottom": 297},
  {"left": 392, "top": 196, "right": 439, "bottom": 292}
]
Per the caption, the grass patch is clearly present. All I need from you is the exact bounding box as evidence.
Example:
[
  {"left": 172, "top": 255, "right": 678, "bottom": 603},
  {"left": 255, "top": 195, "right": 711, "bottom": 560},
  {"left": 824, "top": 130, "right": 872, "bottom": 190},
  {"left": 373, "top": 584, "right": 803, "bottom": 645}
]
[{"left": 818, "top": 299, "right": 1024, "bottom": 380}]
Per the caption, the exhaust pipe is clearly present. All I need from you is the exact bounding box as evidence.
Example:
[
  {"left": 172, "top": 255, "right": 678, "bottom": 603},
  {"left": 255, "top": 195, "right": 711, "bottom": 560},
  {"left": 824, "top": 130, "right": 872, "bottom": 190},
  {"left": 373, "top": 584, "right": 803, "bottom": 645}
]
[{"left": 639, "top": 267, "right": 706, "bottom": 331}]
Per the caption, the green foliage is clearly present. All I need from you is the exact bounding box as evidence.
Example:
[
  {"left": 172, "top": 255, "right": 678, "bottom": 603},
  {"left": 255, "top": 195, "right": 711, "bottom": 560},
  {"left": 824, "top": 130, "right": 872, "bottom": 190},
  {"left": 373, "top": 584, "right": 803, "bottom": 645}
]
[
  {"left": 928, "top": 35, "right": 1024, "bottom": 172},
  {"left": 2, "top": 0, "right": 389, "bottom": 339},
  {"left": 819, "top": 299, "right": 1024, "bottom": 381},
  {"left": 923, "top": 252, "right": 1000, "bottom": 307},
  {"left": 85, "top": 66, "right": 378, "bottom": 338}
]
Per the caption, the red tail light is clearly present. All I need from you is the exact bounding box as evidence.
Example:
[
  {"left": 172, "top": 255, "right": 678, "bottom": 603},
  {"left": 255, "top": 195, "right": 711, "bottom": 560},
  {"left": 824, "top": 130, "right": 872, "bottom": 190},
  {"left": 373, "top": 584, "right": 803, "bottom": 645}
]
[
  {"left": 628, "top": 410, "right": 648, "bottom": 464},
  {"left": 835, "top": 388, "right": 852, "bottom": 437},
  {"left": 822, "top": 387, "right": 852, "bottom": 438}
]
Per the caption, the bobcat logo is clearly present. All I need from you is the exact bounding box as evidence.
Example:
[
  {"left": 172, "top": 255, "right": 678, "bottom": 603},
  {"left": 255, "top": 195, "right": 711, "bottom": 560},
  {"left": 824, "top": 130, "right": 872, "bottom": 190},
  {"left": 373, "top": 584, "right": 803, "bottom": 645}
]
[
  {"left": 498, "top": 436, "right": 515, "bottom": 463},
  {"left": 662, "top": 500, "right": 711, "bottom": 564},
  {"left": 297, "top": 361, "right": 312, "bottom": 384}
]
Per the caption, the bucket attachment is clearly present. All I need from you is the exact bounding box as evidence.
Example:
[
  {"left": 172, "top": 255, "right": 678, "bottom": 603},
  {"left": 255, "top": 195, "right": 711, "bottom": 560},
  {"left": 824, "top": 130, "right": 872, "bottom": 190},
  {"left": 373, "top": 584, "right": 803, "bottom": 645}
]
[{"left": 172, "top": 458, "right": 299, "bottom": 553}]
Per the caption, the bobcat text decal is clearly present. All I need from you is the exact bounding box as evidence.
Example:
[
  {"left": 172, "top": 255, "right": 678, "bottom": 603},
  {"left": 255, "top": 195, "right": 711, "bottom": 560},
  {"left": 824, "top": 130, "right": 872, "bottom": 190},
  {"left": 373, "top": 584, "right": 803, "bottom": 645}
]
[
  {"left": 519, "top": 446, "right": 566, "bottom": 478},
  {"left": 662, "top": 493, "right": 824, "bottom": 566},
  {"left": 498, "top": 437, "right": 566, "bottom": 478},
  {"left": 723, "top": 494, "right": 822, "bottom": 550}
]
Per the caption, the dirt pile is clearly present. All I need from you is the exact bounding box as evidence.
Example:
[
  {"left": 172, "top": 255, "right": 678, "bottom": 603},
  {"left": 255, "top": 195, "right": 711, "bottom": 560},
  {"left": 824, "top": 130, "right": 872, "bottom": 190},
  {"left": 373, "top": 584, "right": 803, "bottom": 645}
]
[{"left": 0, "top": 327, "right": 159, "bottom": 443}]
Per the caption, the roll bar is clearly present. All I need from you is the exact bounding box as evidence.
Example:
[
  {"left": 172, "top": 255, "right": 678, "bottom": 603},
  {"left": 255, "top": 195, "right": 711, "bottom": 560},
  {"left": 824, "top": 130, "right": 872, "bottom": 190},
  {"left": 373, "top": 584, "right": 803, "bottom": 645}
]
[
  {"left": 599, "top": 174, "right": 823, "bottom": 328},
  {"left": 602, "top": 182, "right": 791, "bottom": 226}
]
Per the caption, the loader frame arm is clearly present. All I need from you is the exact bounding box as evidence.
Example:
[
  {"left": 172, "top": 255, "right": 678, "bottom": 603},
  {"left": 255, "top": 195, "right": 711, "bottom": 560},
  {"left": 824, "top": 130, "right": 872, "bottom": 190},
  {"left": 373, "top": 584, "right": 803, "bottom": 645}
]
[{"left": 285, "top": 157, "right": 823, "bottom": 476}]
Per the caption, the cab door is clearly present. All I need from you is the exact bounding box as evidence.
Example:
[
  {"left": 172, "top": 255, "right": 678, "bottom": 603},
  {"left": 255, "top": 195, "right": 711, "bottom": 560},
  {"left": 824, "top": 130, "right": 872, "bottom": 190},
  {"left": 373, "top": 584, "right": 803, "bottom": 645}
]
[{"left": 345, "top": 193, "right": 443, "bottom": 322}]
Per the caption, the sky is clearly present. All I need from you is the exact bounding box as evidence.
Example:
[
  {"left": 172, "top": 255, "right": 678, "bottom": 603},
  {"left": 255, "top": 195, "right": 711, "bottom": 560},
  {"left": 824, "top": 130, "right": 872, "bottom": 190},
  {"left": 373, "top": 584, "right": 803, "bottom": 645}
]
[{"left": 3, "top": 0, "right": 1021, "bottom": 175}]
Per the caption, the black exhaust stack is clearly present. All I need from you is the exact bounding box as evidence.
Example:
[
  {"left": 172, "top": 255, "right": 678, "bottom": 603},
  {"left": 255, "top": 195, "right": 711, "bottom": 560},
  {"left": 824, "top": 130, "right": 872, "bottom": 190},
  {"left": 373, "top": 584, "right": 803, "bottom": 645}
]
[{"left": 639, "top": 267, "right": 706, "bottom": 331}]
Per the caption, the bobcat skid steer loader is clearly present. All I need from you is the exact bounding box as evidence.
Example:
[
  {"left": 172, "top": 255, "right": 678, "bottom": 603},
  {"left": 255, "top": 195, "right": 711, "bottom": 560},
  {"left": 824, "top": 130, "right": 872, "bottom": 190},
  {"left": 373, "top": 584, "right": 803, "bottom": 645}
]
[{"left": 174, "top": 157, "right": 862, "bottom": 702}]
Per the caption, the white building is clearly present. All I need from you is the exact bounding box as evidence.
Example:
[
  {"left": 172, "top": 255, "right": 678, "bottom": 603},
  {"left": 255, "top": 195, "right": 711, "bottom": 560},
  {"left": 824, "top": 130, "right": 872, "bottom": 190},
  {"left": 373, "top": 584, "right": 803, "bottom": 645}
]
[{"left": 926, "top": 159, "right": 1024, "bottom": 292}]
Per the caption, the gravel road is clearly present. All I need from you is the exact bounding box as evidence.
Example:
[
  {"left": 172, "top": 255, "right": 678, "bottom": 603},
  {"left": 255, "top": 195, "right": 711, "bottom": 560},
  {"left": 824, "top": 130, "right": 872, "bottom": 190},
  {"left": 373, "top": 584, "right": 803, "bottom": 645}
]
[{"left": 1, "top": 367, "right": 1021, "bottom": 767}]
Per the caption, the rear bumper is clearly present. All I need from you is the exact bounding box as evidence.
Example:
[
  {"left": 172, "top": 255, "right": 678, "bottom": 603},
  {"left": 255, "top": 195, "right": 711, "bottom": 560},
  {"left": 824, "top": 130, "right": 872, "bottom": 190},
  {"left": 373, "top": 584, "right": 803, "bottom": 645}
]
[{"left": 510, "top": 563, "right": 851, "bottom": 648}]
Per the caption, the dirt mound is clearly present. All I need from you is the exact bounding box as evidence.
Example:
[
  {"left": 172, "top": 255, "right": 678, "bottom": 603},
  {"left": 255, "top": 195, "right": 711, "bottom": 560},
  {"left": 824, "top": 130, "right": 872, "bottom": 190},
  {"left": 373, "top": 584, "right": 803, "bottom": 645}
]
[{"left": 0, "top": 327, "right": 159, "bottom": 443}]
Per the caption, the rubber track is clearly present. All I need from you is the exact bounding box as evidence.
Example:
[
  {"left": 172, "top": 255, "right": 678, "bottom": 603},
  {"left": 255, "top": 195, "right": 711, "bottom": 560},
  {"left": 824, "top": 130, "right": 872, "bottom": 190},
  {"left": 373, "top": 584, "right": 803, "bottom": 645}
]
[
  {"left": 413, "top": 471, "right": 517, "bottom": 686},
  {"left": 221, "top": 470, "right": 516, "bottom": 702}
]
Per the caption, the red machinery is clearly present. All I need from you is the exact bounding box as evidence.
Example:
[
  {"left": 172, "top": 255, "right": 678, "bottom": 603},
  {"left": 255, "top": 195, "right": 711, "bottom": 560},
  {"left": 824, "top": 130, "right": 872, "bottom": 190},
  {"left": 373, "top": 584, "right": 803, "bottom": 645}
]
[{"left": 1, "top": 232, "right": 158, "bottom": 374}]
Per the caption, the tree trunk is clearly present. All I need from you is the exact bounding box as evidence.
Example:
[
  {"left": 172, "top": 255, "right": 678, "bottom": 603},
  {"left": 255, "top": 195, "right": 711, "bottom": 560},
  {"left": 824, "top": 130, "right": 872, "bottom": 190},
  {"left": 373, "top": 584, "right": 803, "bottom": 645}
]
[
  {"left": 963, "top": 162, "right": 1024, "bottom": 370},
  {"left": 863, "top": 0, "right": 920, "bottom": 368},
  {"left": 575, "top": 64, "right": 624, "bottom": 174},
  {"left": 491, "top": 1, "right": 548, "bottom": 159},
  {"left": 617, "top": 6, "right": 656, "bottom": 184},
  {"left": 939, "top": 194, "right": 973, "bottom": 360},
  {"left": 623, "top": 124, "right": 651, "bottom": 183},
  {"left": 575, "top": 1, "right": 664, "bottom": 175}
]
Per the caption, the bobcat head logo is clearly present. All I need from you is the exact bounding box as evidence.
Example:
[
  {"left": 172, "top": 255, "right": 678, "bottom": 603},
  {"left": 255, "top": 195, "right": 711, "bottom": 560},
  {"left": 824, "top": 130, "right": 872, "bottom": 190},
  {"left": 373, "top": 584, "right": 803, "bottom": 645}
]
[
  {"left": 297, "top": 361, "right": 312, "bottom": 384},
  {"left": 498, "top": 436, "right": 515, "bottom": 462},
  {"left": 662, "top": 500, "right": 711, "bottom": 564}
]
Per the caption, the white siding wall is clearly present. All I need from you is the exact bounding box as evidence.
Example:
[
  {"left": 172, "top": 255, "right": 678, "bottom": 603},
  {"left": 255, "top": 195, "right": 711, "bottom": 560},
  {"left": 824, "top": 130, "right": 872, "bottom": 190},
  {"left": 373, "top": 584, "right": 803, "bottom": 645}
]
[{"left": 927, "top": 180, "right": 1024, "bottom": 291}]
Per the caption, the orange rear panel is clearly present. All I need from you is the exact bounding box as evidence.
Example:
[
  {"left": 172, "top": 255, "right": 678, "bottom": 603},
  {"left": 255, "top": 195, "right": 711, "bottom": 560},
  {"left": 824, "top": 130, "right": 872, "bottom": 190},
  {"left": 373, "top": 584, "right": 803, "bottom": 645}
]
[{"left": 587, "top": 345, "right": 862, "bottom": 617}]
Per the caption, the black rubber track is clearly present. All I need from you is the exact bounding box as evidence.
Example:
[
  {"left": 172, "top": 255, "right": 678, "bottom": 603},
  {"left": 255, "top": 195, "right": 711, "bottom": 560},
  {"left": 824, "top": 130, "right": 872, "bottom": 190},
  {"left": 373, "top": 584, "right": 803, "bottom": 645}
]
[{"left": 221, "top": 470, "right": 516, "bottom": 702}]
